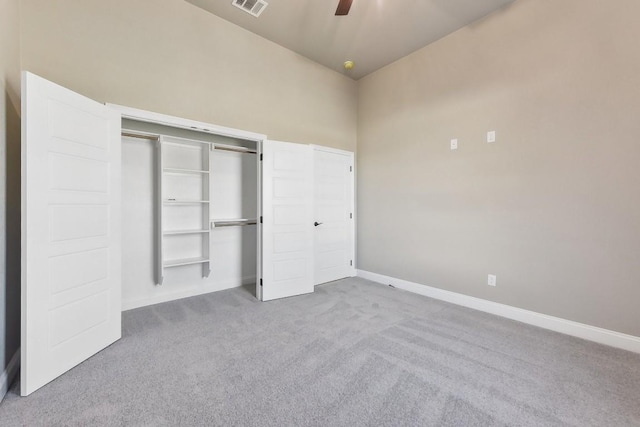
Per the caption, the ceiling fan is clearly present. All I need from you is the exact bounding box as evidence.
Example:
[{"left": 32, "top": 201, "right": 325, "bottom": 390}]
[{"left": 335, "top": 0, "right": 353, "bottom": 16}]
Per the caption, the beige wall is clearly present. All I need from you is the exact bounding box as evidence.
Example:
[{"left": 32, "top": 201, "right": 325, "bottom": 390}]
[
  {"left": 19, "top": 0, "right": 357, "bottom": 151},
  {"left": 357, "top": 0, "right": 640, "bottom": 336},
  {"left": 13, "top": 0, "right": 640, "bottom": 339},
  {"left": 0, "top": 0, "right": 21, "bottom": 390}
]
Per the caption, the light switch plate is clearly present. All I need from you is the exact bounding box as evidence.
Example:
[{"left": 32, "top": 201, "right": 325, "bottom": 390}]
[
  {"left": 451, "top": 139, "right": 458, "bottom": 150},
  {"left": 487, "top": 131, "right": 496, "bottom": 143}
]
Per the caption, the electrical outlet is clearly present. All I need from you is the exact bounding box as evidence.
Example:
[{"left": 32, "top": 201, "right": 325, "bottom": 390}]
[
  {"left": 450, "top": 139, "right": 458, "bottom": 150},
  {"left": 487, "top": 274, "right": 497, "bottom": 287},
  {"left": 487, "top": 130, "right": 496, "bottom": 143}
]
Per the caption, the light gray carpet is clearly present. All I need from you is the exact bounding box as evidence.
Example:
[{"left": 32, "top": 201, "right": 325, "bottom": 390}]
[{"left": 1, "top": 278, "right": 639, "bottom": 426}]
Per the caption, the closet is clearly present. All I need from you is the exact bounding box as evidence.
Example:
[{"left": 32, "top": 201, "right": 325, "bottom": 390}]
[
  {"left": 20, "top": 71, "right": 355, "bottom": 396},
  {"left": 119, "top": 119, "right": 259, "bottom": 309}
]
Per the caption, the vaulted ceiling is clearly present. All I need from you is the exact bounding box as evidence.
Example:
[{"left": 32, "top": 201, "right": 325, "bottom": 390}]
[{"left": 186, "top": 0, "right": 516, "bottom": 79}]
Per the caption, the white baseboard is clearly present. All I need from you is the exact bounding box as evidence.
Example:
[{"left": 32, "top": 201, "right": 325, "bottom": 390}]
[
  {"left": 357, "top": 270, "right": 640, "bottom": 354},
  {"left": 122, "top": 276, "right": 257, "bottom": 311},
  {"left": 1, "top": 349, "right": 20, "bottom": 401}
]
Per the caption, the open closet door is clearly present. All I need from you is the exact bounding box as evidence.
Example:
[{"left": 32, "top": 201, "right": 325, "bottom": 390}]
[
  {"left": 261, "top": 140, "right": 313, "bottom": 301},
  {"left": 21, "top": 72, "right": 122, "bottom": 396}
]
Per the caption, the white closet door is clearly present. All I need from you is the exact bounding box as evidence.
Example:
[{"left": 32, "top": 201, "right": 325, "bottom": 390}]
[
  {"left": 21, "top": 72, "right": 122, "bottom": 396},
  {"left": 261, "top": 140, "right": 313, "bottom": 301},
  {"left": 313, "top": 146, "right": 355, "bottom": 285}
]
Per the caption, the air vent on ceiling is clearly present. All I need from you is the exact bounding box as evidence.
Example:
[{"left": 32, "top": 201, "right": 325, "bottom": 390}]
[{"left": 232, "top": 0, "right": 268, "bottom": 18}]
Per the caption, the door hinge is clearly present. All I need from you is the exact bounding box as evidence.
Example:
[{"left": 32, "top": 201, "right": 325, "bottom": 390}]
[
  {"left": 260, "top": 153, "right": 263, "bottom": 161},
  {"left": 350, "top": 212, "right": 353, "bottom": 219},
  {"left": 260, "top": 216, "right": 263, "bottom": 224},
  {"left": 350, "top": 166, "right": 353, "bottom": 172},
  {"left": 350, "top": 260, "right": 353, "bottom": 266},
  {"left": 260, "top": 279, "right": 263, "bottom": 287}
]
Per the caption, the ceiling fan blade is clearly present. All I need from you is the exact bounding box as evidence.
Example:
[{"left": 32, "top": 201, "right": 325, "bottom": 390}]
[{"left": 335, "top": 0, "right": 353, "bottom": 16}]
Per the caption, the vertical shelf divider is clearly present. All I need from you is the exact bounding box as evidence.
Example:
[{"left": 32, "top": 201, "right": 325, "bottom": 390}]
[
  {"left": 203, "top": 142, "right": 213, "bottom": 279},
  {"left": 156, "top": 137, "right": 165, "bottom": 285}
]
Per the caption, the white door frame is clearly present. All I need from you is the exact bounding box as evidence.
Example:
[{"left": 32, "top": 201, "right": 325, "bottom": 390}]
[
  {"left": 310, "top": 145, "right": 356, "bottom": 283},
  {"left": 107, "top": 104, "right": 267, "bottom": 143}
]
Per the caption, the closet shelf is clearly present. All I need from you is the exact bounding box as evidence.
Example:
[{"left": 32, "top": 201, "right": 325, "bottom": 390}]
[
  {"left": 163, "top": 167, "right": 210, "bottom": 175},
  {"left": 164, "top": 257, "right": 210, "bottom": 268},
  {"left": 163, "top": 229, "right": 210, "bottom": 236}
]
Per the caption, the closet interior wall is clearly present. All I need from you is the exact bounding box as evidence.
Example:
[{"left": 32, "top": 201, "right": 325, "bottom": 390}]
[{"left": 121, "top": 119, "right": 258, "bottom": 310}]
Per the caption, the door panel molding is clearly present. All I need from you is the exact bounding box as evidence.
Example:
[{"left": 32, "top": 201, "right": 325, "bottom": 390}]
[
  {"left": 261, "top": 140, "right": 314, "bottom": 301},
  {"left": 311, "top": 145, "right": 356, "bottom": 285},
  {"left": 21, "top": 72, "right": 122, "bottom": 396}
]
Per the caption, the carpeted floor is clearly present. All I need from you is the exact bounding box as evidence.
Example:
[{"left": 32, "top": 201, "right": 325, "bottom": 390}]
[{"left": 1, "top": 277, "right": 639, "bottom": 426}]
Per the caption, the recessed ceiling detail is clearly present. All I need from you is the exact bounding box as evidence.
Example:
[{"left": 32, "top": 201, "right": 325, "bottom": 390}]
[{"left": 187, "top": 0, "right": 516, "bottom": 79}]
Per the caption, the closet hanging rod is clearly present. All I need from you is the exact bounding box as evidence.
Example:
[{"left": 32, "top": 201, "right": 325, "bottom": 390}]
[
  {"left": 121, "top": 130, "right": 160, "bottom": 141},
  {"left": 212, "top": 219, "right": 257, "bottom": 228},
  {"left": 214, "top": 144, "right": 258, "bottom": 155}
]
